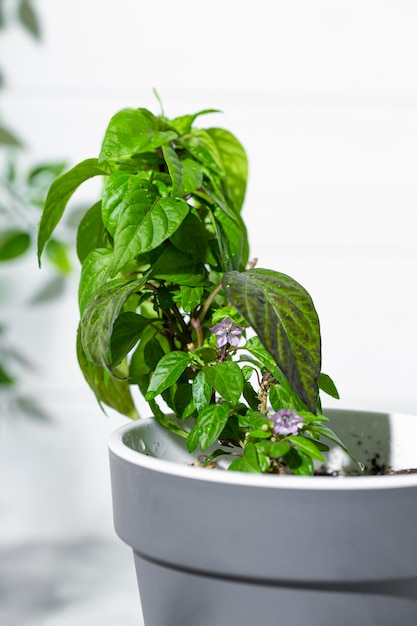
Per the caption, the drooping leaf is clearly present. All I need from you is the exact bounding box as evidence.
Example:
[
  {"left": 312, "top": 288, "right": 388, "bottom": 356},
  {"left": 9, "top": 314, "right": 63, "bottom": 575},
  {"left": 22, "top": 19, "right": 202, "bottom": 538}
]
[
  {"left": 99, "top": 108, "right": 177, "bottom": 162},
  {"left": 77, "top": 329, "right": 139, "bottom": 419},
  {"left": 38, "top": 158, "right": 111, "bottom": 263},
  {"left": 145, "top": 351, "right": 192, "bottom": 400},
  {"left": 76, "top": 201, "right": 107, "bottom": 263},
  {"left": 110, "top": 312, "right": 151, "bottom": 367},
  {"left": 78, "top": 248, "right": 114, "bottom": 314},
  {"left": 203, "top": 362, "right": 244, "bottom": 405},
  {"left": 212, "top": 205, "right": 249, "bottom": 271},
  {"left": 81, "top": 277, "right": 147, "bottom": 372},
  {"left": 147, "top": 399, "right": 188, "bottom": 439},
  {"left": 206, "top": 127, "right": 248, "bottom": 213},
  {"left": 187, "top": 403, "right": 229, "bottom": 452},
  {"left": 223, "top": 269, "right": 321, "bottom": 413}
]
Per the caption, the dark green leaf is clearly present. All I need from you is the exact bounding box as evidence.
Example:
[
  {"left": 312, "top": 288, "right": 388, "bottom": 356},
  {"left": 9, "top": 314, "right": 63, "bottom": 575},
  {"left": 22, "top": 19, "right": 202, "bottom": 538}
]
[
  {"left": 223, "top": 269, "right": 321, "bottom": 413},
  {"left": 146, "top": 351, "right": 192, "bottom": 400},
  {"left": 213, "top": 205, "right": 249, "bottom": 271},
  {"left": 0, "top": 126, "right": 23, "bottom": 147},
  {"left": 284, "top": 448, "right": 315, "bottom": 476},
  {"left": 111, "top": 312, "right": 150, "bottom": 367},
  {"left": 203, "top": 362, "right": 244, "bottom": 405},
  {"left": 81, "top": 277, "right": 147, "bottom": 371},
  {"left": 170, "top": 210, "right": 208, "bottom": 261},
  {"left": 174, "top": 383, "right": 196, "bottom": 419},
  {"left": 77, "top": 329, "right": 139, "bottom": 419},
  {"left": 151, "top": 246, "right": 207, "bottom": 286},
  {"left": 18, "top": 0, "right": 41, "bottom": 39},
  {"left": 99, "top": 108, "right": 177, "bottom": 162},
  {"left": 243, "top": 381, "right": 259, "bottom": 411},
  {"left": 0, "top": 363, "right": 15, "bottom": 385},
  {"left": 76, "top": 202, "right": 108, "bottom": 264},
  {"left": 187, "top": 403, "right": 229, "bottom": 452},
  {"left": 38, "top": 158, "right": 111, "bottom": 264},
  {"left": 0, "top": 230, "right": 30, "bottom": 261},
  {"left": 313, "top": 424, "right": 363, "bottom": 470}
]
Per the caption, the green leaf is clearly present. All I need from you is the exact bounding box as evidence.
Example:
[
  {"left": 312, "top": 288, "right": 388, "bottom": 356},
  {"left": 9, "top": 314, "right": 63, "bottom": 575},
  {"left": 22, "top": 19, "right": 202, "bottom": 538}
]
[
  {"left": 313, "top": 424, "right": 363, "bottom": 470},
  {"left": 45, "top": 239, "right": 72, "bottom": 274},
  {"left": 151, "top": 246, "right": 207, "bottom": 286},
  {"left": 174, "top": 383, "right": 196, "bottom": 419},
  {"left": 76, "top": 201, "right": 107, "bottom": 264},
  {"left": 203, "top": 362, "right": 244, "bottom": 405},
  {"left": 288, "top": 435, "right": 325, "bottom": 462},
  {"left": 223, "top": 269, "right": 321, "bottom": 413},
  {"left": 147, "top": 399, "right": 188, "bottom": 439},
  {"left": 187, "top": 403, "right": 229, "bottom": 452},
  {"left": 101, "top": 171, "right": 132, "bottom": 236},
  {"left": 99, "top": 108, "right": 177, "bottom": 162},
  {"left": 78, "top": 249, "right": 114, "bottom": 314},
  {"left": 0, "top": 126, "right": 23, "bottom": 147},
  {"left": 228, "top": 442, "right": 261, "bottom": 473},
  {"left": 206, "top": 128, "right": 248, "bottom": 213},
  {"left": 318, "top": 372, "right": 340, "bottom": 399},
  {"left": 111, "top": 178, "right": 189, "bottom": 275},
  {"left": 18, "top": 0, "right": 41, "bottom": 39},
  {"left": 269, "top": 440, "right": 291, "bottom": 458},
  {"left": 178, "top": 285, "right": 204, "bottom": 312},
  {"left": 170, "top": 210, "right": 208, "bottom": 261},
  {"left": 212, "top": 205, "right": 249, "bottom": 271},
  {"left": 183, "top": 128, "right": 224, "bottom": 174},
  {"left": 110, "top": 312, "right": 150, "bottom": 367},
  {"left": 0, "top": 363, "right": 15, "bottom": 385},
  {"left": 146, "top": 351, "right": 192, "bottom": 400},
  {"left": 192, "top": 370, "right": 212, "bottom": 411},
  {"left": 0, "top": 230, "right": 30, "bottom": 261},
  {"left": 38, "top": 158, "right": 111, "bottom": 264},
  {"left": 284, "top": 448, "right": 315, "bottom": 476},
  {"left": 81, "top": 277, "right": 147, "bottom": 372},
  {"left": 169, "top": 109, "right": 221, "bottom": 135},
  {"left": 162, "top": 145, "right": 203, "bottom": 196},
  {"left": 77, "top": 329, "right": 139, "bottom": 419}
]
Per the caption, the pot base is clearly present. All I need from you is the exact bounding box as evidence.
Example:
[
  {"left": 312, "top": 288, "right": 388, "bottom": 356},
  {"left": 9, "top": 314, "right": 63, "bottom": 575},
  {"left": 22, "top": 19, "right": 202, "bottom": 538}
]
[{"left": 134, "top": 553, "right": 417, "bottom": 626}]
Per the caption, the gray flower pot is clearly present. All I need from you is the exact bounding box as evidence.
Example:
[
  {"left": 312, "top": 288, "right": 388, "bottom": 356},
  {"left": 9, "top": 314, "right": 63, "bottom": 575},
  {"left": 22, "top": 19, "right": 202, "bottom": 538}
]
[{"left": 109, "top": 409, "right": 417, "bottom": 626}]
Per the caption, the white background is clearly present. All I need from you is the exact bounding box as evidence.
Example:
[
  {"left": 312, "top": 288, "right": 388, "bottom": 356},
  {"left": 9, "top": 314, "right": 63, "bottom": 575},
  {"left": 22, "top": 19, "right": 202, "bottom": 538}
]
[{"left": 1, "top": 0, "right": 417, "bottom": 544}]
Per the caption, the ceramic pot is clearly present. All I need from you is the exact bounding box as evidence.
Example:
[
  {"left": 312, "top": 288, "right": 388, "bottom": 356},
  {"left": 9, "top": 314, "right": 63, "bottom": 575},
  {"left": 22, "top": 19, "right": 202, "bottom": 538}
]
[{"left": 109, "top": 409, "right": 417, "bottom": 626}]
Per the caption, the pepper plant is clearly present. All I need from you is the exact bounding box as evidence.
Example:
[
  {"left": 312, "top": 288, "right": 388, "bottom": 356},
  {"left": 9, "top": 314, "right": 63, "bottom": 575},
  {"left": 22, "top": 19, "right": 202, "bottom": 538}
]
[{"left": 37, "top": 102, "right": 357, "bottom": 475}]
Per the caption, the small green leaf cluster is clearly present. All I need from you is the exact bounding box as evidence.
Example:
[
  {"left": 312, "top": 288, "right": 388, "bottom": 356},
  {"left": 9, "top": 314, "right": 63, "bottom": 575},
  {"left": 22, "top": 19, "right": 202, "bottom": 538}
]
[{"left": 37, "top": 101, "right": 356, "bottom": 475}]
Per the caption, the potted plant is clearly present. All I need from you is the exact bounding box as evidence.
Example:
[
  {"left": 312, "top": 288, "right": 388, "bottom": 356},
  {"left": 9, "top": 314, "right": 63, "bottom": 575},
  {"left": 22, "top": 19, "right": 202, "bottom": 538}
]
[{"left": 37, "top": 100, "right": 417, "bottom": 626}]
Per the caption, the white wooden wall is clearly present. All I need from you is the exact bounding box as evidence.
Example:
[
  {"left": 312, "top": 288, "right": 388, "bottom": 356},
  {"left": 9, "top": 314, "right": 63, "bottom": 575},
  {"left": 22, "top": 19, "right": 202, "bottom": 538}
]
[{"left": 1, "top": 0, "right": 417, "bottom": 542}]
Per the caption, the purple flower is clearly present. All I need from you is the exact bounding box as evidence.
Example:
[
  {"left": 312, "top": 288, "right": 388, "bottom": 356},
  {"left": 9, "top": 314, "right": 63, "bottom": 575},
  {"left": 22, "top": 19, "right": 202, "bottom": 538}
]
[
  {"left": 210, "top": 318, "right": 244, "bottom": 348},
  {"left": 268, "top": 409, "right": 304, "bottom": 436}
]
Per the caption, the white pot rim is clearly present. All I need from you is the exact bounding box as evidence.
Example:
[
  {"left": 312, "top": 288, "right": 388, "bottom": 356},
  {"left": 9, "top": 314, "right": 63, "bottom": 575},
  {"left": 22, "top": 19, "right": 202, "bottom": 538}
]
[{"left": 109, "top": 411, "right": 417, "bottom": 492}]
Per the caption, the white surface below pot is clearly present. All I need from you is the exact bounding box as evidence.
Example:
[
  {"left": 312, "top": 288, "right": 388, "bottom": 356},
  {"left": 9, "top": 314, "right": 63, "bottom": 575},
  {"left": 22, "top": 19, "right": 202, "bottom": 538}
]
[{"left": 109, "top": 409, "right": 417, "bottom": 626}]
